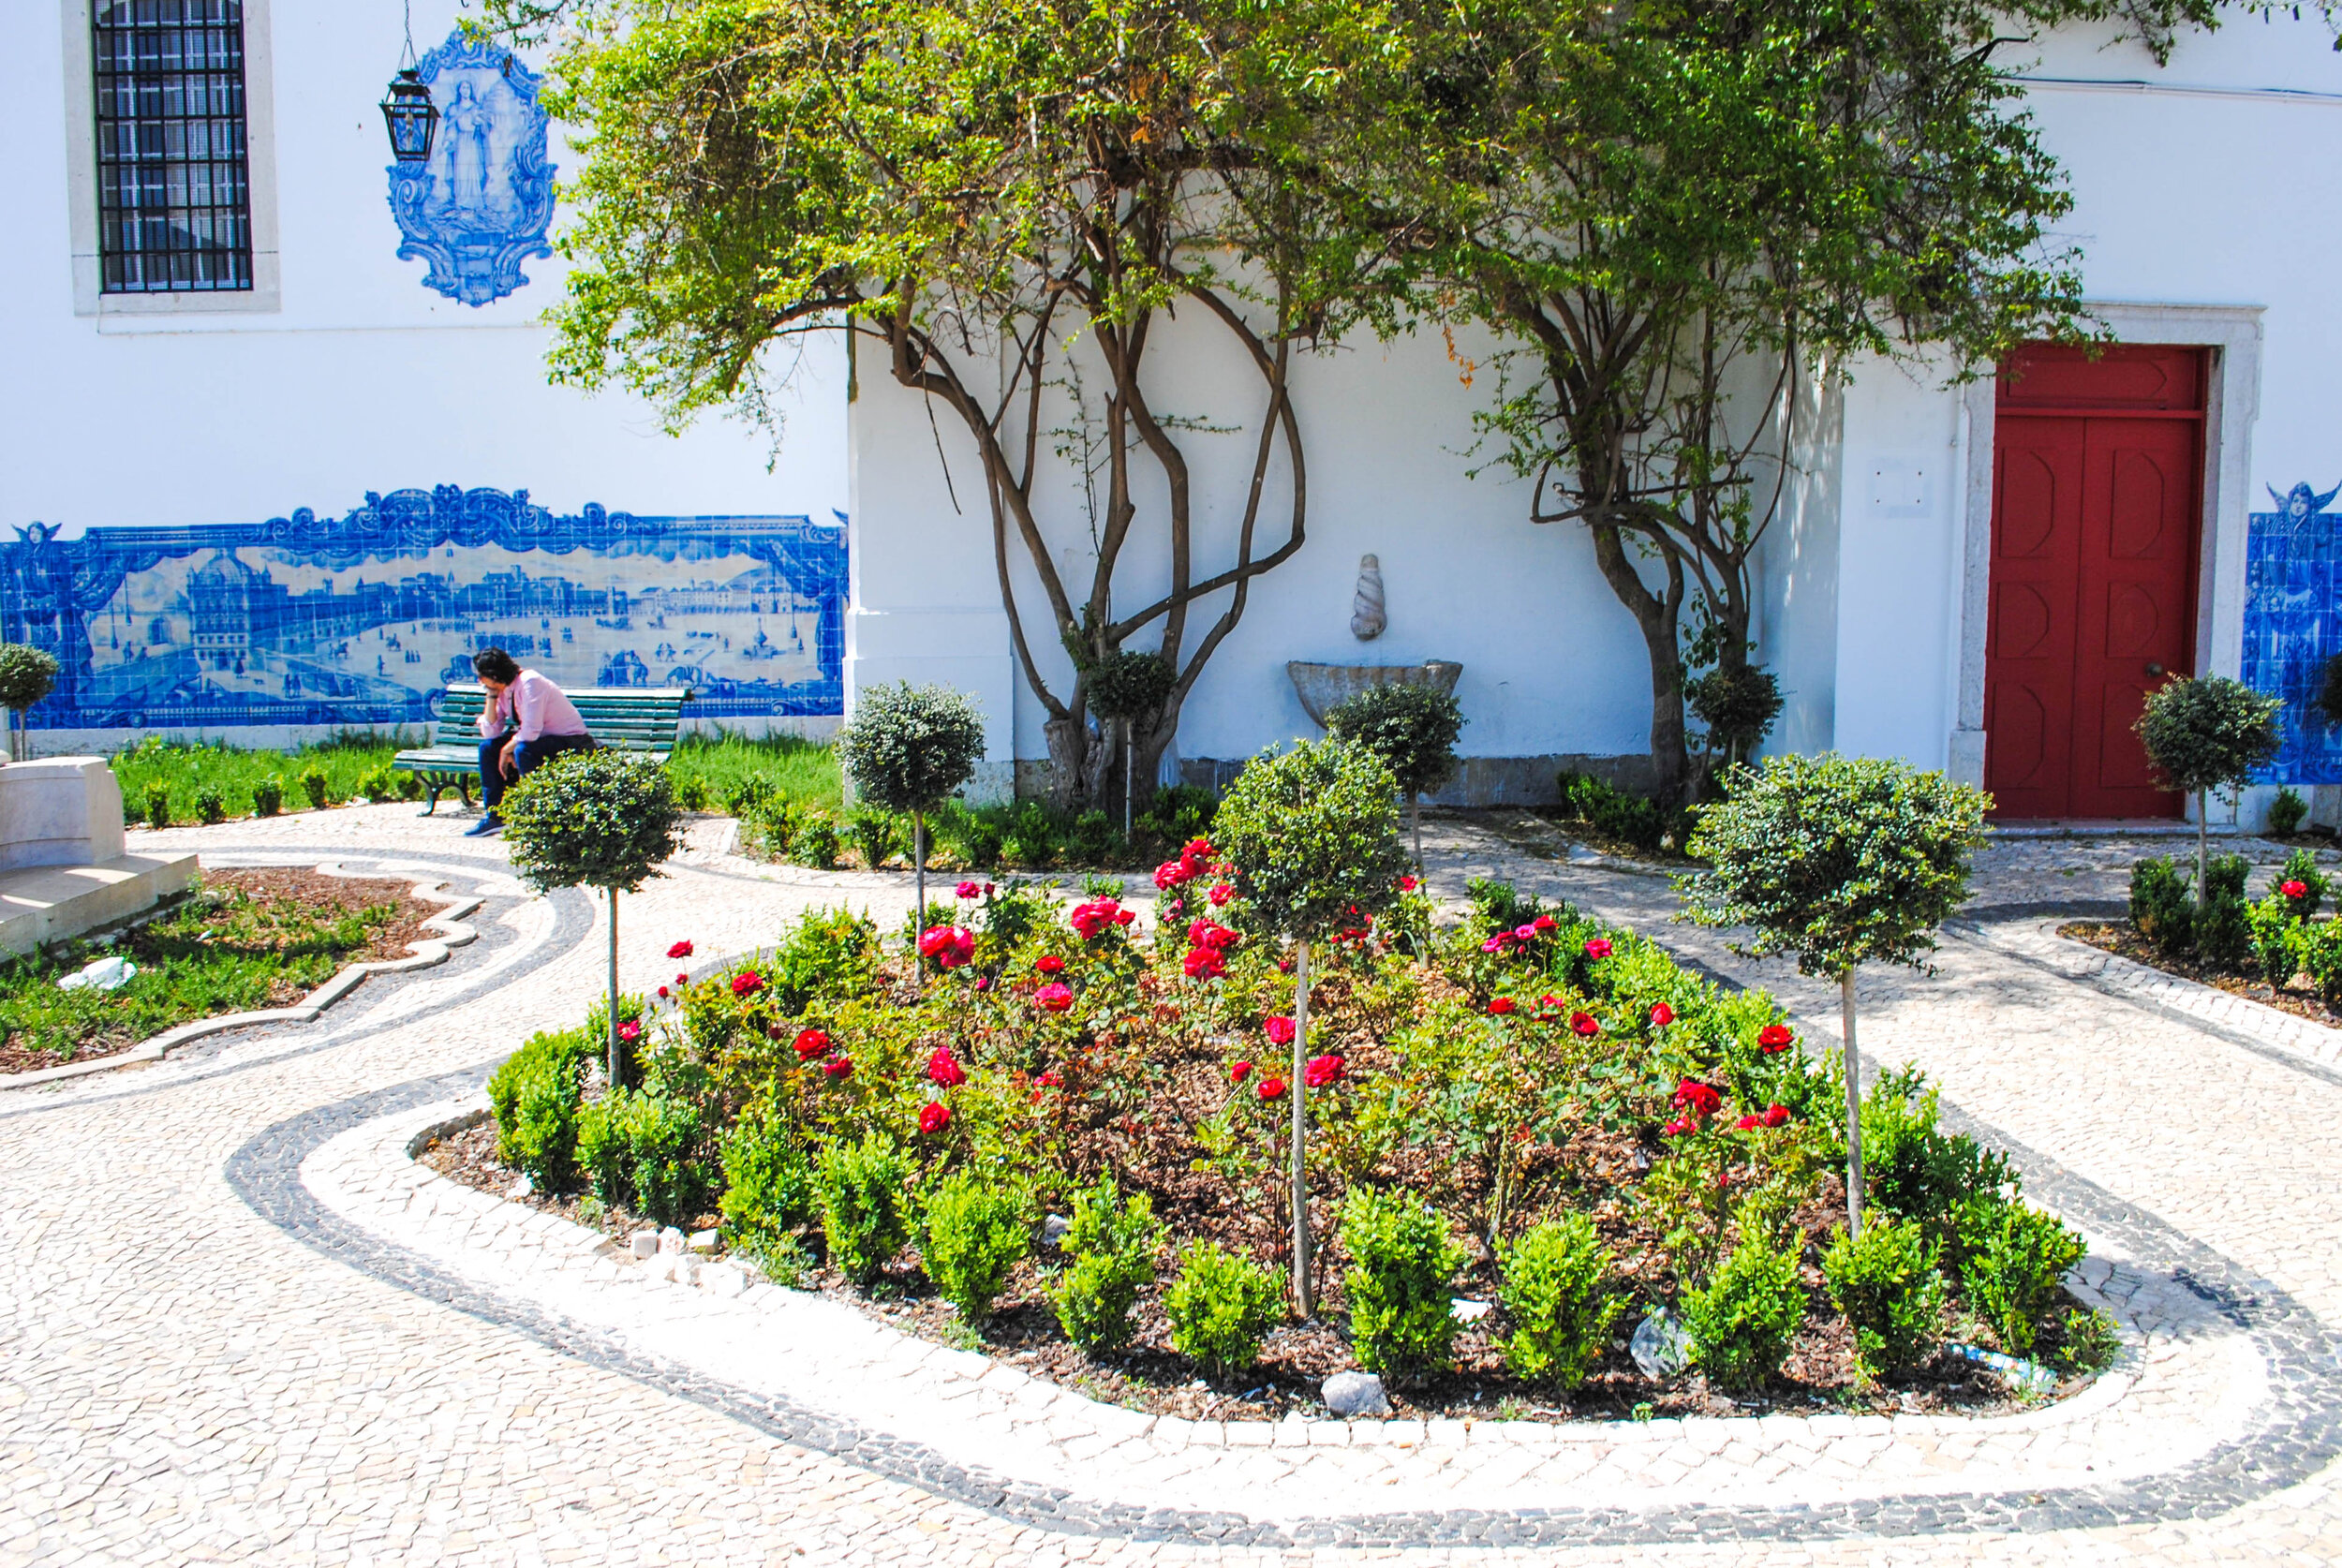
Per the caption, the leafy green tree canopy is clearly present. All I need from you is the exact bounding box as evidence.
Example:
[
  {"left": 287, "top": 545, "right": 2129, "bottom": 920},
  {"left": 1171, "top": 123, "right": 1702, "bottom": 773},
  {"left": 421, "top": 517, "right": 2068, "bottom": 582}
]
[
  {"left": 502, "top": 750, "right": 682, "bottom": 895},
  {"left": 836, "top": 683, "right": 986, "bottom": 817},
  {"left": 2135, "top": 675, "right": 2281, "bottom": 797},
  {"left": 1212, "top": 739, "right": 1410, "bottom": 940}
]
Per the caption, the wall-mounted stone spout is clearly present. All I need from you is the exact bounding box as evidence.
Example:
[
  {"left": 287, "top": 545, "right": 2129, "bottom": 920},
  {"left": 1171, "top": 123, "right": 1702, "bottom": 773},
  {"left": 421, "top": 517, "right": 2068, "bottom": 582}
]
[
  {"left": 1349, "top": 554, "right": 1386, "bottom": 641},
  {"left": 1287, "top": 660, "right": 1461, "bottom": 727}
]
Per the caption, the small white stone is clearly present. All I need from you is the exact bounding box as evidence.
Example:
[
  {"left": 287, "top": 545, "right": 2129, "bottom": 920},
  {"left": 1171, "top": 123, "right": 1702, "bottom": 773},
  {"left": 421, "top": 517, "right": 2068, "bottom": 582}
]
[
  {"left": 506, "top": 1175, "right": 533, "bottom": 1200},
  {"left": 630, "top": 1231, "right": 659, "bottom": 1260},
  {"left": 688, "top": 1227, "right": 719, "bottom": 1254},
  {"left": 658, "top": 1225, "right": 685, "bottom": 1255},
  {"left": 1323, "top": 1370, "right": 1391, "bottom": 1418},
  {"left": 1450, "top": 1297, "right": 1491, "bottom": 1322}
]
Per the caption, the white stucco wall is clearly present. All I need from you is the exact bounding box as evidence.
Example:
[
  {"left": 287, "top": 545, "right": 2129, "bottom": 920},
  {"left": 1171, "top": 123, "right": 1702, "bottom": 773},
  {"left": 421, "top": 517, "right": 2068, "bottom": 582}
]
[{"left": 1, "top": 0, "right": 845, "bottom": 582}]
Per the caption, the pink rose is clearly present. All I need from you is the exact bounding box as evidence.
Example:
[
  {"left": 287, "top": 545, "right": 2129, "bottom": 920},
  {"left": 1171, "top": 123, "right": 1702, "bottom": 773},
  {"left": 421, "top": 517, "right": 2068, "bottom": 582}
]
[
  {"left": 956, "top": 880, "right": 981, "bottom": 899},
  {"left": 1035, "top": 983, "right": 1075, "bottom": 1013},
  {"left": 1584, "top": 938, "right": 1612, "bottom": 959}
]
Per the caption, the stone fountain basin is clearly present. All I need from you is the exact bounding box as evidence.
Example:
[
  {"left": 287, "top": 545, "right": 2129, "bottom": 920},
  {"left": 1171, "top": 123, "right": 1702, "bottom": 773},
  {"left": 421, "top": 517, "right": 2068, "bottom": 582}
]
[{"left": 1287, "top": 660, "right": 1462, "bottom": 727}]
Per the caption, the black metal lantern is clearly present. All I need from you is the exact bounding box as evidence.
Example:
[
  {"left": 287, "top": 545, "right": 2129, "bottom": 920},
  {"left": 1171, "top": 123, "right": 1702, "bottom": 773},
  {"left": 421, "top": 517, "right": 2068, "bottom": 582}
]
[{"left": 380, "top": 67, "right": 437, "bottom": 164}]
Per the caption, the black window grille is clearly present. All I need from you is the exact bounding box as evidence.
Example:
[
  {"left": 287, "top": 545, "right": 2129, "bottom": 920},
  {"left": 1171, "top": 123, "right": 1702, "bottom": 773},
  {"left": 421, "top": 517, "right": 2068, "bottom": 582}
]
[{"left": 91, "top": 0, "right": 253, "bottom": 294}]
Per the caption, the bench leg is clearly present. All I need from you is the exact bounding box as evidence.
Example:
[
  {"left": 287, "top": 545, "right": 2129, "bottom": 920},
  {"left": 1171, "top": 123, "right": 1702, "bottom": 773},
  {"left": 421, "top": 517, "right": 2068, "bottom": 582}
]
[
  {"left": 420, "top": 778, "right": 440, "bottom": 817},
  {"left": 460, "top": 777, "right": 474, "bottom": 809}
]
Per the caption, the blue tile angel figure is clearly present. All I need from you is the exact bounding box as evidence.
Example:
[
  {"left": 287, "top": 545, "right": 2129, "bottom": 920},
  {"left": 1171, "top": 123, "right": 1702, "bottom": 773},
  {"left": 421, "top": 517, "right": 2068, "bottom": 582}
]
[
  {"left": 2269, "top": 481, "right": 2340, "bottom": 543},
  {"left": 2268, "top": 481, "right": 2342, "bottom": 762}
]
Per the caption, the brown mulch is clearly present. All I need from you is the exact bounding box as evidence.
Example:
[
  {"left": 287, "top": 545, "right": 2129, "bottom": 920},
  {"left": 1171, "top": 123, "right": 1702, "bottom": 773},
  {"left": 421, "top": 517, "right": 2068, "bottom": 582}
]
[
  {"left": 2060, "top": 920, "right": 2342, "bottom": 1028},
  {"left": 419, "top": 1114, "right": 2047, "bottom": 1426},
  {"left": 0, "top": 868, "right": 442, "bottom": 1074}
]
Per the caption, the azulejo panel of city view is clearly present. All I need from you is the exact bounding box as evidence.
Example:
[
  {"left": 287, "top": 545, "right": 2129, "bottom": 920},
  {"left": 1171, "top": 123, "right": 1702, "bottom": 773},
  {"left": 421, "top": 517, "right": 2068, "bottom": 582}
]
[{"left": 0, "top": 485, "right": 847, "bottom": 732}]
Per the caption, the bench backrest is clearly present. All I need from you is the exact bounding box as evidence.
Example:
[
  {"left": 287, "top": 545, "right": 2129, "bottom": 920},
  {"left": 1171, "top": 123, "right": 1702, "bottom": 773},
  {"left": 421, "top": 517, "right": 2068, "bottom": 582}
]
[{"left": 437, "top": 683, "right": 690, "bottom": 753}]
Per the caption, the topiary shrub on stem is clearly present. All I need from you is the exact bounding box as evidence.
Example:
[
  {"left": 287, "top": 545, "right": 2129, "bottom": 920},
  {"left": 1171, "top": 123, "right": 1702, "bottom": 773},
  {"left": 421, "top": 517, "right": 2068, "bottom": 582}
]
[
  {"left": 1682, "top": 754, "right": 1988, "bottom": 1237},
  {"left": 1087, "top": 651, "right": 1178, "bottom": 836},
  {"left": 1325, "top": 682, "right": 1465, "bottom": 873},
  {"left": 2135, "top": 675, "right": 2280, "bottom": 899},
  {"left": 836, "top": 682, "right": 986, "bottom": 983},
  {"left": 500, "top": 750, "right": 682, "bottom": 1088},
  {"left": 1211, "top": 738, "right": 1411, "bottom": 1315},
  {"left": 0, "top": 643, "right": 59, "bottom": 762}
]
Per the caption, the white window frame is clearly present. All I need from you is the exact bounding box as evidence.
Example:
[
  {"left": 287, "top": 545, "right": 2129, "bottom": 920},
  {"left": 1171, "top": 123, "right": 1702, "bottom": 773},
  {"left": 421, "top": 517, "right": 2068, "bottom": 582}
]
[{"left": 60, "top": 0, "right": 282, "bottom": 317}]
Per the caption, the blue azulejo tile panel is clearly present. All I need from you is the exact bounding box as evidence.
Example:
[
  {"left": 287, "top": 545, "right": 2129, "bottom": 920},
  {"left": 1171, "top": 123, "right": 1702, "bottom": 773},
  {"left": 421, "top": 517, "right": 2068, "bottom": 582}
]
[
  {"left": 0, "top": 486, "right": 846, "bottom": 732},
  {"left": 387, "top": 32, "right": 556, "bottom": 306},
  {"left": 2243, "top": 481, "right": 2342, "bottom": 784}
]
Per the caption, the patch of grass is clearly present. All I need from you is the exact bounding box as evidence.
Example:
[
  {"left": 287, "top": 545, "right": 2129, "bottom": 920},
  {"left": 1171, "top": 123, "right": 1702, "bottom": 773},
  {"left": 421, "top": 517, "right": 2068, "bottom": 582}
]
[
  {"left": 0, "top": 876, "right": 402, "bottom": 1063},
  {"left": 107, "top": 731, "right": 412, "bottom": 823},
  {"left": 667, "top": 729, "right": 844, "bottom": 817}
]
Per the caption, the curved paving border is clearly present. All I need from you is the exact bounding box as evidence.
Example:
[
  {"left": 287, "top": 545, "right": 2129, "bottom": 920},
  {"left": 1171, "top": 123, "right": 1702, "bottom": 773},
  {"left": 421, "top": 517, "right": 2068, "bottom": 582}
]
[
  {"left": 0, "top": 848, "right": 595, "bottom": 1120},
  {"left": 0, "top": 863, "right": 485, "bottom": 1090},
  {"left": 230, "top": 1058, "right": 2342, "bottom": 1549}
]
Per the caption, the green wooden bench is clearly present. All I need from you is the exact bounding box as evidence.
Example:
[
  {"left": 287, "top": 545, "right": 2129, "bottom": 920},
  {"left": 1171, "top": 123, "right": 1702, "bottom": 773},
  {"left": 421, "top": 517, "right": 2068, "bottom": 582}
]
[{"left": 394, "top": 684, "right": 693, "bottom": 815}]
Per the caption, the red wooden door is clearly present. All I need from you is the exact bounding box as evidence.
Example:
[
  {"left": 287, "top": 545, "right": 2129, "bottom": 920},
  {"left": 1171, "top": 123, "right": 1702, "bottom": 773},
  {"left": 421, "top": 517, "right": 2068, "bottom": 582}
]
[{"left": 1984, "top": 347, "right": 2205, "bottom": 820}]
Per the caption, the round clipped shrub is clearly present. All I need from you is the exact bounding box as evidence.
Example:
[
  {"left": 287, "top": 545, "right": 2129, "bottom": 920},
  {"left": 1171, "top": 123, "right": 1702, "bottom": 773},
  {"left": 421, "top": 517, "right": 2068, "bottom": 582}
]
[
  {"left": 144, "top": 784, "right": 170, "bottom": 830},
  {"left": 719, "top": 1103, "right": 817, "bottom": 1264},
  {"left": 1682, "top": 753, "right": 1986, "bottom": 1235},
  {"left": 1340, "top": 1188, "right": 1468, "bottom": 1382},
  {"left": 2135, "top": 674, "right": 2281, "bottom": 895},
  {"left": 921, "top": 1174, "right": 1030, "bottom": 1329},
  {"left": 251, "top": 778, "right": 285, "bottom": 818},
  {"left": 1324, "top": 682, "right": 1464, "bottom": 870},
  {"left": 790, "top": 812, "right": 840, "bottom": 868},
  {"left": 1680, "top": 1228, "right": 1805, "bottom": 1393},
  {"left": 195, "top": 788, "right": 226, "bottom": 825},
  {"left": 1956, "top": 1196, "right": 2086, "bottom": 1357},
  {"left": 301, "top": 769, "right": 330, "bottom": 809},
  {"left": 501, "top": 750, "right": 682, "bottom": 1086},
  {"left": 1211, "top": 738, "right": 1410, "bottom": 1312},
  {"left": 1497, "top": 1214, "right": 1623, "bottom": 1390},
  {"left": 1164, "top": 1241, "right": 1284, "bottom": 1380},
  {"left": 815, "top": 1132, "right": 912, "bottom": 1287},
  {"left": 1050, "top": 1176, "right": 1163, "bottom": 1354},
  {"left": 1822, "top": 1216, "right": 1944, "bottom": 1382},
  {"left": 837, "top": 682, "right": 986, "bottom": 954}
]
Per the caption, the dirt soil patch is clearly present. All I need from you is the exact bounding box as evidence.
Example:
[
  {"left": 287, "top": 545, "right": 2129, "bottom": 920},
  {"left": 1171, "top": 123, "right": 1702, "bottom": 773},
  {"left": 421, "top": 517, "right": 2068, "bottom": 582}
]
[{"left": 418, "top": 1115, "right": 2060, "bottom": 1427}]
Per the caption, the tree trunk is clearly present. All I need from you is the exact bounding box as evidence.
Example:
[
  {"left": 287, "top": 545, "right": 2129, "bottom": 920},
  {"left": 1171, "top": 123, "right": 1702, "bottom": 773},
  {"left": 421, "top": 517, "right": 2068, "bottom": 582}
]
[
  {"left": 1841, "top": 968, "right": 1864, "bottom": 1239},
  {"left": 607, "top": 885, "right": 623, "bottom": 1090},
  {"left": 1123, "top": 725, "right": 1134, "bottom": 839},
  {"left": 2197, "top": 787, "right": 2210, "bottom": 903},
  {"left": 1131, "top": 705, "right": 1180, "bottom": 819},
  {"left": 1290, "top": 938, "right": 1314, "bottom": 1319},
  {"left": 912, "top": 808, "right": 927, "bottom": 992},
  {"left": 1586, "top": 522, "right": 1689, "bottom": 808}
]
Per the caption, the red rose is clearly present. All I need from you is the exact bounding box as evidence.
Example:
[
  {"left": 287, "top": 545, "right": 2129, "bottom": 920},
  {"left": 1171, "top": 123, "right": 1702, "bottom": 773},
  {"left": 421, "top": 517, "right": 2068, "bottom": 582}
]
[
  {"left": 1303, "top": 1053, "right": 1346, "bottom": 1088},
  {"left": 1036, "top": 1070, "right": 1062, "bottom": 1088},
  {"left": 917, "top": 926, "right": 955, "bottom": 958},
  {"left": 1761, "top": 1103, "right": 1791, "bottom": 1127},
  {"left": 956, "top": 880, "right": 981, "bottom": 899},
  {"left": 1180, "top": 836, "right": 1214, "bottom": 868},
  {"left": 1182, "top": 946, "right": 1226, "bottom": 981},
  {"left": 657, "top": 985, "right": 669, "bottom": 999},
  {"left": 1537, "top": 994, "right": 1563, "bottom": 1014},
  {"left": 1569, "top": 1011, "right": 1600, "bottom": 1037},
  {"left": 1399, "top": 875, "right": 1419, "bottom": 892},
  {"left": 1116, "top": 908, "right": 1134, "bottom": 925},
  {"left": 1514, "top": 924, "right": 1537, "bottom": 942},
  {"left": 919, "top": 1101, "right": 951, "bottom": 1135},
  {"left": 1277, "top": 954, "right": 1295, "bottom": 973},
  {"left": 731, "top": 971, "right": 763, "bottom": 998},
  {"left": 1036, "top": 954, "right": 1066, "bottom": 974},
  {"left": 1263, "top": 1016, "right": 1297, "bottom": 1045},
  {"left": 1154, "top": 861, "right": 1192, "bottom": 891},
  {"left": 1662, "top": 1117, "right": 1692, "bottom": 1136},
  {"left": 985, "top": 882, "right": 995, "bottom": 895},
  {"left": 2285, "top": 880, "right": 2310, "bottom": 898},
  {"left": 1208, "top": 883, "right": 1235, "bottom": 907},
  {"left": 1488, "top": 998, "right": 1517, "bottom": 1015},
  {"left": 927, "top": 1048, "right": 967, "bottom": 1087},
  {"left": 1671, "top": 1079, "right": 1722, "bottom": 1116},
  {"left": 1735, "top": 1114, "right": 1761, "bottom": 1131},
  {"left": 822, "top": 1057, "right": 852, "bottom": 1080},
  {"left": 675, "top": 972, "right": 689, "bottom": 985},
  {"left": 1584, "top": 938, "right": 1612, "bottom": 959},
  {"left": 1757, "top": 1024, "right": 1795, "bottom": 1053},
  {"left": 1257, "top": 1075, "right": 1287, "bottom": 1101},
  {"left": 1231, "top": 1060, "right": 1253, "bottom": 1083},
  {"left": 668, "top": 940, "right": 694, "bottom": 959},
  {"left": 1035, "top": 983, "right": 1075, "bottom": 1013},
  {"left": 793, "top": 1028, "right": 829, "bottom": 1059},
  {"left": 617, "top": 1019, "right": 641, "bottom": 1043},
  {"left": 1650, "top": 1003, "right": 1674, "bottom": 1028}
]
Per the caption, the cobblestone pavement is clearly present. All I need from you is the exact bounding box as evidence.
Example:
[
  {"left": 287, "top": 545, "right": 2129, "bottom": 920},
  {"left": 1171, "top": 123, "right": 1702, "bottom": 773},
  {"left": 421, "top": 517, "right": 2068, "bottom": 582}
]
[{"left": 4, "top": 805, "right": 2341, "bottom": 1564}]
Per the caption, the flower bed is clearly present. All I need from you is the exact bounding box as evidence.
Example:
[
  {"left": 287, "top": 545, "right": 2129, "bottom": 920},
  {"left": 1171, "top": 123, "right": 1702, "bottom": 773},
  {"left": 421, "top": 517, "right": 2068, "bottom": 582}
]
[
  {"left": 463, "top": 856, "right": 2113, "bottom": 1422},
  {"left": 0, "top": 867, "right": 432, "bottom": 1071},
  {"left": 2082, "top": 846, "right": 2342, "bottom": 1027}
]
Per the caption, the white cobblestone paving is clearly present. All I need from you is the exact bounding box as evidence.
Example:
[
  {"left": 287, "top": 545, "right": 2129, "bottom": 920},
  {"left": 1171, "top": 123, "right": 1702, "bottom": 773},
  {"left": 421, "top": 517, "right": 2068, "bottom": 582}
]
[{"left": 1, "top": 804, "right": 2339, "bottom": 1562}]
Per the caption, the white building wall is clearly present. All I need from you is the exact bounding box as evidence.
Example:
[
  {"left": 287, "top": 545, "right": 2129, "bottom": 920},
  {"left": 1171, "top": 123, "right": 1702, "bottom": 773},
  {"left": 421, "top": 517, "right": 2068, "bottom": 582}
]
[{"left": 2, "top": 0, "right": 848, "bottom": 745}]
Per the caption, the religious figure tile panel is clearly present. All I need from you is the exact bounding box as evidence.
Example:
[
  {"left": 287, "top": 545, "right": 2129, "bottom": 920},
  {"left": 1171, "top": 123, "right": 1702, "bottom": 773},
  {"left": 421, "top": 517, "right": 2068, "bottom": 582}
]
[
  {"left": 0, "top": 487, "right": 846, "bottom": 732},
  {"left": 386, "top": 32, "right": 556, "bottom": 305},
  {"left": 2242, "top": 481, "right": 2342, "bottom": 783}
]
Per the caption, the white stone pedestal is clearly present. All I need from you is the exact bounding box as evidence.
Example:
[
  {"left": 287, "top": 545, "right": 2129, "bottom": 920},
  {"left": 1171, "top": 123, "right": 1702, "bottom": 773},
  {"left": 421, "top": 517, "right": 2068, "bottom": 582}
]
[{"left": 0, "top": 758, "right": 195, "bottom": 955}]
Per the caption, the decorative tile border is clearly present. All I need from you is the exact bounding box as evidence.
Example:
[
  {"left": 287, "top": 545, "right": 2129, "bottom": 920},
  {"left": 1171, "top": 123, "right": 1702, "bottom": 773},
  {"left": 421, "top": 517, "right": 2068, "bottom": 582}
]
[{"left": 0, "top": 863, "right": 483, "bottom": 1090}]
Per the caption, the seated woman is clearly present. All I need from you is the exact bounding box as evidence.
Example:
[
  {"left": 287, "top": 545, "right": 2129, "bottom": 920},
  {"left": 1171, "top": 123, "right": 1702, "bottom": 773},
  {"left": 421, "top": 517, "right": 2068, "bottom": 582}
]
[{"left": 466, "top": 647, "right": 595, "bottom": 836}]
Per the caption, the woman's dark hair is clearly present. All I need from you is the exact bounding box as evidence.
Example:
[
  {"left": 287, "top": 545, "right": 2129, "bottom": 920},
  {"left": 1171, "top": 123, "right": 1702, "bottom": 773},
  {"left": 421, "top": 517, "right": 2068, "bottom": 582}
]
[{"left": 473, "top": 647, "right": 521, "bottom": 684}]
